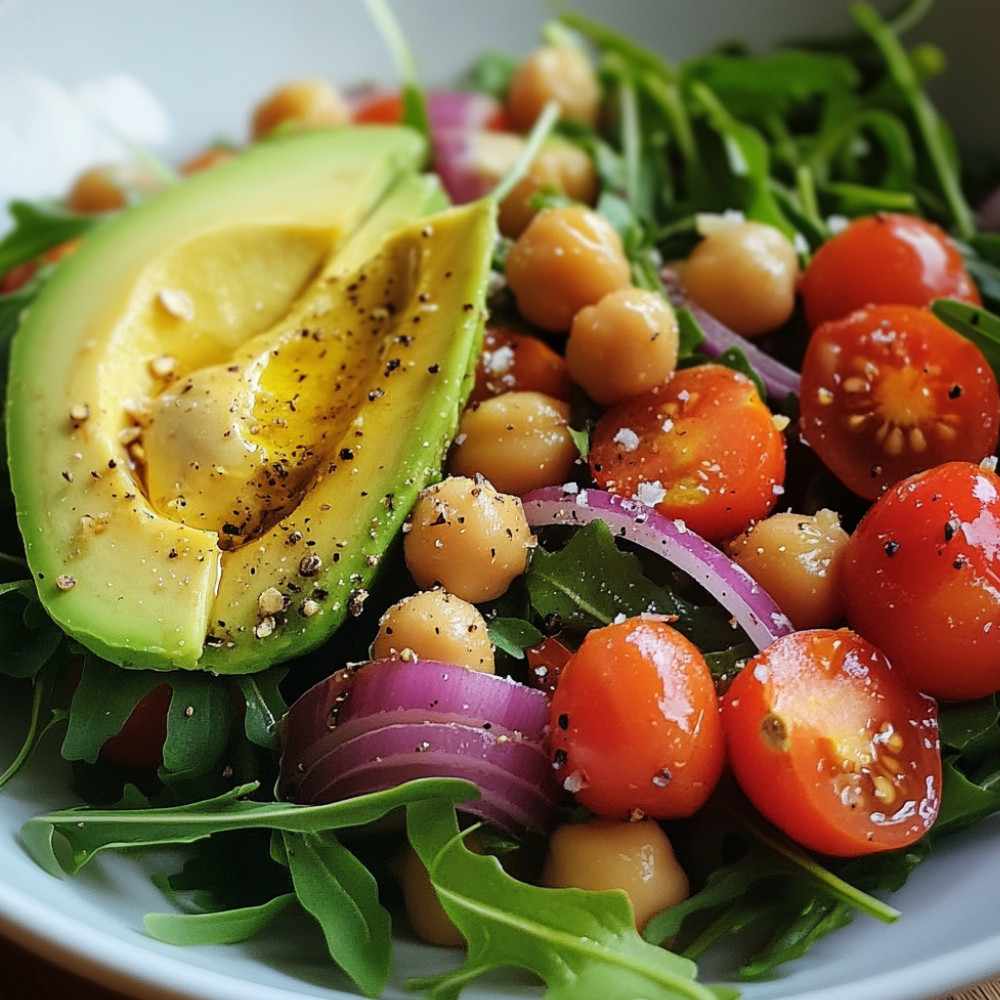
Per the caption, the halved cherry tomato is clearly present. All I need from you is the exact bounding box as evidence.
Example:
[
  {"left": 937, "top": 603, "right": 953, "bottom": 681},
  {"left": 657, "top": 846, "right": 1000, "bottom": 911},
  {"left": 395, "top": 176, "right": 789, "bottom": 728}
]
[
  {"left": 721, "top": 628, "right": 941, "bottom": 857},
  {"left": 798, "top": 304, "right": 999, "bottom": 500},
  {"left": 469, "top": 324, "right": 572, "bottom": 403},
  {"left": 841, "top": 460, "right": 1000, "bottom": 702},
  {"left": 0, "top": 239, "right": 80, "bottom": 294},
  {"left": 100, "top": 683, "right": 172, "bottom": 771},
  {"left": 548, "top": 616, "right": 724, "bottom": 820},
  {"left": 589, "top": 363, "right": 786, "bottom": 541},
  {"left": 800, "top": 212, "right": 981, "bottom": 330}
]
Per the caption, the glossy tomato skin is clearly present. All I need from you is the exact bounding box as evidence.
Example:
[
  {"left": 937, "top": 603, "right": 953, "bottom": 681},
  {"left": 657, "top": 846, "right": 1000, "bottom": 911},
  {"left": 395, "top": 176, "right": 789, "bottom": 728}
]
[
  {"left": 548, "top": 616, "right": 725, "bottom": 820},
  {"left": 721, "top": 629, "right": 941, "bottom": 857},
  {"left": 589, "top": 364, "right": 786, "bottom": 541},
  {"left": 798, "top": 304, "right": 999, "bottom": 500},
  {"left": 842, "top": 461, "right": 1000, "bottom": 701},
  {"left": 800, "top": 213, "right": 981, "bottom": 330},
  {"left": 100, "top": 683, "right": 172, "bottom": 771},
  {"left": 469, "top": 324, "right": 572, "bottom": 404}
]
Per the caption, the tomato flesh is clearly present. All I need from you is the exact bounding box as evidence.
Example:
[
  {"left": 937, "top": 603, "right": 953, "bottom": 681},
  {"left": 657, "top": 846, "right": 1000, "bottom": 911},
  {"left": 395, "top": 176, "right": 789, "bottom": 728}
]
[
  {"left": 548, "top": 616, "right": 725, "bottom": 820},
  {"left": 100, "top": 683, "right": 172, "bottom": 771},
  {"left": 721, "top": 629, "right": 941, "bottom": 856},
  {"left": 798, "top": 304, "right": 999, "bottom": 500},
  {"left": 589, "top": 364, "right": 786, "bottom": 541},
  {"left": 842, "top": 460, "right": 1000, "bottom": 701},
  {"left": 800, "top": 212, "right": 981, "bottom": 330}
]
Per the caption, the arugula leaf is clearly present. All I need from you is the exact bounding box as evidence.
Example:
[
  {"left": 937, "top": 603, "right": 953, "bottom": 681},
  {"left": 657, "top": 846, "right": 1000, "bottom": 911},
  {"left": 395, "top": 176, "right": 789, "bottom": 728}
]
[
  {"left": 144, "top": 893, "right": 295, "bottom": 946},
  {"left": 21, "top": 777, "right": 476, "bottom": 877},
  {"left": 405, "top": 797, "right": 737, "bottom": 1000},
  {"left": 850, "top": 1, "right": 975, "bottom": 238},
  {"left": 0, "top": 200, "right": 97, "bottom": 275},
  {"left": 0, "top": 580, "right": 64, "bottom": 679},
  {"left": 931, "top": 298, "right": 1000, "bottom": 377},
  {"left": 488, "top": 616, "right": 544, "bottom": 659},
  {"left": 283, "top": 829, "right": 393, "bottom": 998},
  {"left": 526, "top": 519, "right": 685, "bottom": 630}
]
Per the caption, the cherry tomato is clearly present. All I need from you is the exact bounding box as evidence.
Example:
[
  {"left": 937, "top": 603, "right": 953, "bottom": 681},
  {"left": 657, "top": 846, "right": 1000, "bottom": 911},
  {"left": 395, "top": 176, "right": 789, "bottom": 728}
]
[
  {"left": 841, "top": 460, "right": 1000, "bottom": 701},
  {"left": 352, "top": 91, "right": 405, "bottom": 124},
  {"left": 798, "top": 304, "right": 999, "bottom": 500},
  {"left": 721, "top": 628, "right": 941, "bottom": 856},
  {"left": 525, "top": 635, "right": 572, "bottom": 694},
  {"left": 800, "top": 212, "right": 981, "bottom": 330},
  {"left": 469, "top": 324, "right": 572, "bottom": 404},
  {"left": 100, "top": 683, "right": 172, "bottom": 771},
  {"left": 548, "top": 616, "right": 725, "bottom": 819},
  {"left": 589, "top": 364, "right": 786, "bottom": 541}
]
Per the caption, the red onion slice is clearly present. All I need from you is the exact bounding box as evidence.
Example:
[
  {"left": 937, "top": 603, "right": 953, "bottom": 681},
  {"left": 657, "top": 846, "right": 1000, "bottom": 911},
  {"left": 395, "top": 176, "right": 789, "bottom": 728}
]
[
  {"left": 521, "top": 486, "right": 795, "bottom": 651},
  {"left": 660, "top": 269, "right": 802, "bottom": 402},
  {"left": 294, "top": 720, "right": 562, "bottom": 834},
  {"left": 431, "top": 128, "right": 524, "bottom": 205},
  {"left": 278, "top": 658, "right": 565, "bottom": 833}
]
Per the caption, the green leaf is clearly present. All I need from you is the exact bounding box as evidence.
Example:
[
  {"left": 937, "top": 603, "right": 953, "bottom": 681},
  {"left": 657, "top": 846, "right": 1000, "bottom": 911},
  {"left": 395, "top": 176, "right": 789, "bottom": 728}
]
[
  {"left": 284, "top": 830, "right": 393, "bottom": 998},
  {"left": 526, "top": 519, "right": 684, "bottom": 630},
  {"left": 405, "top": 797, "right": 735, "bottom": 1000},
  {"left": 488, "top": 616, "right": 544, "bottom": 659},
  {"left": 0, "top": 580, "right": 64, "bottom": 679},
  {"left": 162, "top": 671, "right": 236, "bottom": 780},
  {"left": 236, "top": 668, "right": 288, "bottom": 749},
  {"left": 144, "top": 893, "right": 295, "bottom": 946},
  {"left": 0, "top": 199, "right": 98, "bottom": 275},
  {"left": 21, "top": 777, "right": 476, "bottom": 877},
  {"left": 930, "top": 299, "right": 1000, "bottom": 377}
]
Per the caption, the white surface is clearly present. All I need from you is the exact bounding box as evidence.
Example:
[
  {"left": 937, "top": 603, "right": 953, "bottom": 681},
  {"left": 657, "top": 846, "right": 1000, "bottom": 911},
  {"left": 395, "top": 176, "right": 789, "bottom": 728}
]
[{"left": 1, "top": 2, "right": 1000, "bottom": 999}]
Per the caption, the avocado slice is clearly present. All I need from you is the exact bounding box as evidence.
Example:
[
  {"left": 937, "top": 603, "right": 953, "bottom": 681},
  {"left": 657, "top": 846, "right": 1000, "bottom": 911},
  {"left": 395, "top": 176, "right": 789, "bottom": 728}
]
[{"left": 6, "top": 126, "right": 497, "bottom": 674}]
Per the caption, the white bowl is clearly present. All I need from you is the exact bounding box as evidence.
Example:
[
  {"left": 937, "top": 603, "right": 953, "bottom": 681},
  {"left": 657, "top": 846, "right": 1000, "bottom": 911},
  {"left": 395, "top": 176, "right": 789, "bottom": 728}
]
[{"left": 1, "top": 2, "right": 999, "bottom": 999}]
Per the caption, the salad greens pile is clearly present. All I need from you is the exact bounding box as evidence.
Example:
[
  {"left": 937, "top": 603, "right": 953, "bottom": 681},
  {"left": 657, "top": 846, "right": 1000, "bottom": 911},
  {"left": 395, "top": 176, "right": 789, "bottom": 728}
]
[{"left": 2, "top": 1, "right": 1000, "bottom": 998}]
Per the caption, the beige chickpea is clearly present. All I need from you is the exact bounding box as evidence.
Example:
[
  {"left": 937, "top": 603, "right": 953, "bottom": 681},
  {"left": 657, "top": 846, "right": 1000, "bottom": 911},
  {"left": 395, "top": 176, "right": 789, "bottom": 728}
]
[
  {"left": 403, "top": 475, "right": 534, "bottom": 603},
  {"left": 541, "top": 817, "right": 689, "bottom": 931},
  {"left": 448, "top": 392, "right": 578, "bottom": 496},
  {"left": 505, "top": 205, "right": 632, "bottom": 332},
  {"left": 392, "top": 844, "right": 464, "bottom": 948},
  {"left": 725, "top": 509, "right": 850, "bottom": 630},
  {"left": 371, "top": 588, "right": 495, "bottom": 673},
  {"left": 680, "top": 219, "right": 800, "bottom": 337},
  {"left": 251, "top": 78, "right": 350, "bottom": 140},
  {"left": 505, "top": 45, "right": 601, "bottom": 133},
  {"left": 566, "top": 288, "right": 680, "bottom": 406},
  {"left": 66, "top": 163, "right": 160, "bottom": 214},
  {"left": 498, "top": 138, "right": 599, "bottom": 239}
]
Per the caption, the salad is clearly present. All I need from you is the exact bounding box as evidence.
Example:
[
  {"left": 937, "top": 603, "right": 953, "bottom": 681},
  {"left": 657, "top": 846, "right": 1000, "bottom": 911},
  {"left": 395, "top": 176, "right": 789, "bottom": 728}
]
[{"left": 2, "top": 1, "right": 1000, "bottom": 999}]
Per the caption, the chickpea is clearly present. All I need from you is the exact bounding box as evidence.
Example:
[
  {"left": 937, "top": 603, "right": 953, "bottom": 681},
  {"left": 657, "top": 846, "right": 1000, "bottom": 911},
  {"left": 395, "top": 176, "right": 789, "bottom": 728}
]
[
  {"left": 505, "top": 205, "right": 632, "bottom": 332},
  {"left": 498, "top": 138, "right": 598, "bottom": 239},
  {"left": 505, "top": 45, "right": 601, "bottom": 133},
  {"left": 541, "top": 817, "right": 689, "bottom": 932},
  {"left": 251, "top": 78, "right": 350, "bottom": 140},
  {"left": 448, "top": 392, "right": 578, "bottom": 496},
  {"left": 404, "top": 475, "right": 534, "bottom": 603},
  {"left": 566, "top": 287, "right": 680, "bottom": 406},
  {"left": 65, "top": 163, "right": 160, "bottom": 214},
  {"left": 725, "top": 509, "right": 850, "bottom": 629},
  {"left": 371, "top": 588, "right": 494, "bottom": 673},
  {"left": 680, "top": 219, "right": 800, "bottom": 337},
  {"left": 392, "top": 844, "right": 464, "bottom": 948}
]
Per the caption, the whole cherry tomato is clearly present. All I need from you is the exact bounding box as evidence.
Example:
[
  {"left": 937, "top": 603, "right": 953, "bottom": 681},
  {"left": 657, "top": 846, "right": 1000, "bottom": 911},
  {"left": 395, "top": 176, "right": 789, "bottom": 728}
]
[
  {"left": 841, "top": 460, "right": 1000, "bottom": 702},
  {"left": 799, "top": 212, "right": 981, "bottom": 330},
  {"left": 721, "top": 628, "right": 942, "bottom": 856},
  {"left": 548, "top": 616, "right": 725, "bottom": 820},
  {"left": 798, "top": 304, "right": 999, "bottom": 500},
  {"left": 469, "top": 324, "right": 572, "bottom": 403},
  {"left": 589, "top": 364, "right": 786, "bottom": 541}
]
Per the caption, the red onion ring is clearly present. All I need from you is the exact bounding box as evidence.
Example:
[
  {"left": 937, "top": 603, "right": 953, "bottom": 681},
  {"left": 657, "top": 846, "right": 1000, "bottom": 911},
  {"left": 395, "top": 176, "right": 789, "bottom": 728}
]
[
  {"left": 521, "top": 486, "right": 795, "bottom": 651},
  {"left": 278, "top": 658, "right": 565, "bottom": 833}
]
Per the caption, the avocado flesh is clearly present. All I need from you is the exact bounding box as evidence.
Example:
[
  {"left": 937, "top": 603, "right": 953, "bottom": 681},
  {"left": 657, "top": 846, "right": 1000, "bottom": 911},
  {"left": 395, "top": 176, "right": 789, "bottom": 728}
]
[{"left": 7, "top": 127, "right": 495, "bottom": 673}]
